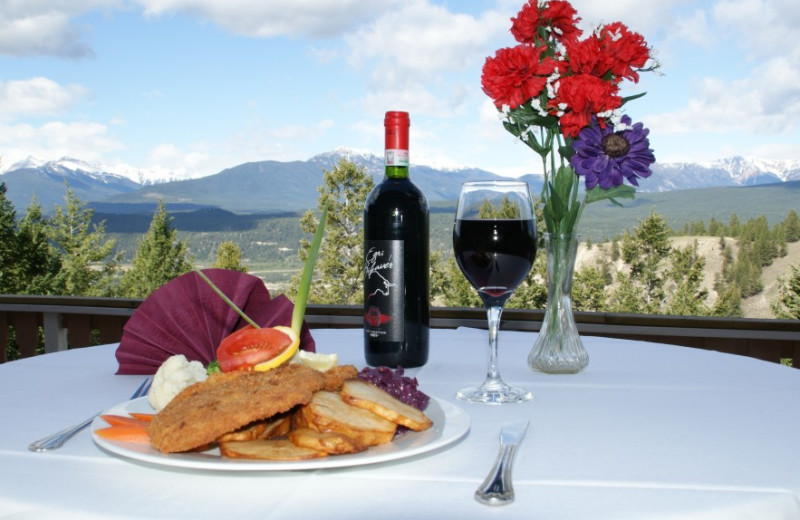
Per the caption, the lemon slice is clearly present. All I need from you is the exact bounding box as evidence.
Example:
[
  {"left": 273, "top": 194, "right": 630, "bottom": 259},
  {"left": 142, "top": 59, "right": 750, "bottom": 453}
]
[
  {"left": 253, "top": 326, "right": 300, "bottom": 372},
  {"left": 292, "top": 350, "right": 338, "bottom": 371}
]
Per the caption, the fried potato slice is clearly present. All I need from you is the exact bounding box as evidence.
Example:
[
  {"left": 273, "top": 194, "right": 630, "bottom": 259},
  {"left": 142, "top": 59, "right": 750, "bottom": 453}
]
[
  {"left": 217, "top": 412, "right": 292, "bottom": 442},
  {"left": 219, "top": 439, "right": 327, "bottom": 461},
  {"left": 289, "top": 427, "right": 366, "bottom": 455},
  {"left": 302, "top": 390, "right": 397, "bottom": 447},
  {"left": 340, "top": 379, "right": 432, "bottom": 432}
]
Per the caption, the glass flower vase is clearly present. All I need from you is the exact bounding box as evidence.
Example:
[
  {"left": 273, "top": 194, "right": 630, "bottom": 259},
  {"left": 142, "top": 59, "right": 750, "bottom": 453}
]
[{"left": 528, "top": 233, "right": 589, "bottom": 374}]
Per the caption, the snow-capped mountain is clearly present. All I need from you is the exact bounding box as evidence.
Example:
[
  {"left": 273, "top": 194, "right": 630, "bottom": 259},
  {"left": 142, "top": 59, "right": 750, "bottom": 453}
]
[
  {"left": 8, "top": 156, "right": 125, "bottom": 183},
  {"left": 1, "top": 157, "right": 142, "bottom": 211},
  {"left": 710, "top": 157, "right": 800, "bottom": 184},
  {"left": 641, "top": 157, "right": 800, "bottom": 192},
  {"left": 1, "top": 152, "right": 799, "bottom": 214}
]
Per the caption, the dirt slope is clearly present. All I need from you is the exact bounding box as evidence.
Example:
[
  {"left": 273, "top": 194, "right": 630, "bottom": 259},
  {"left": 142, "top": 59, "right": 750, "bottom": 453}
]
[{"left": 576, "top": 237, "right": 800, "bottom": 319}]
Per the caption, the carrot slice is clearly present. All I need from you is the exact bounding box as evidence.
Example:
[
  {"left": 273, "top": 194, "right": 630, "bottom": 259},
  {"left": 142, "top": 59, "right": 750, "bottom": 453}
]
[
  {"left": 128, "top": 412, "right": 155, "bottom": 422},
  {"left": 95, "top": 425, "right": 151, "bottom": 444},
  {"left": 100, "top": 414, "right": 148, "bottom": 428}
]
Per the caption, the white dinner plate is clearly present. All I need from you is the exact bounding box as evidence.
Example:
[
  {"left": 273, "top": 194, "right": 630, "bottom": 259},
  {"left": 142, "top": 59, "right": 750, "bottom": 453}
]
[{"left": 92, "top": 396, "right": 470, "bottom": 471}]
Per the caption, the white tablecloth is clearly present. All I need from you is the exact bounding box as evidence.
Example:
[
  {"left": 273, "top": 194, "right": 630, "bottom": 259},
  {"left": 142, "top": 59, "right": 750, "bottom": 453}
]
[{"left": 2, "top": 327, "right": 800, "bottom": 519}]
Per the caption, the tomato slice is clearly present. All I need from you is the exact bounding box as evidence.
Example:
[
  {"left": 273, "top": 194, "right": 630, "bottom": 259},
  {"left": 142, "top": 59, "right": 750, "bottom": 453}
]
[{"left": 216, "top": 326, "right": 293, "bottom": 372}]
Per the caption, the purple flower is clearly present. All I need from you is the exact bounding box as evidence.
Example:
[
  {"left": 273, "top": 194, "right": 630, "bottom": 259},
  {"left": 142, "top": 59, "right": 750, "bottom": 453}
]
[{"left": 570, "top": 115, "right": 655, "bottom": 190}]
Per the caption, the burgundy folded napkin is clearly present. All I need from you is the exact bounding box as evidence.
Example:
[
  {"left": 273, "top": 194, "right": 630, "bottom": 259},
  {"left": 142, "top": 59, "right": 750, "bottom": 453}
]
[{"left": 116, "top": 268, "right": 315, "bottom": 375}]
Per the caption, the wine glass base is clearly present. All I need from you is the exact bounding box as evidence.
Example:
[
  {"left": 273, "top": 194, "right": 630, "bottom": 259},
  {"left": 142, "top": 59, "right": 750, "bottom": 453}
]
[{"left": 456, "top": 384, "right": 533, "bottom": 405}]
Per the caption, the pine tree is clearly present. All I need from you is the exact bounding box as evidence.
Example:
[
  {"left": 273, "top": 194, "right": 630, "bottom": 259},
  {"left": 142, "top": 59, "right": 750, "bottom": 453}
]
[
  {"left": 667, "top": 241, "right": 710, "bottom": 316},
  {"left": 728, "top": 213, "right": 741, "bottom": 237},
  {"left": 288, "top": 159, "right": 373, "bottom": 305},
  {"left": 771, "top": 265, "right": 800, "bottom": 319},
  {"left": 708, "top": 217, "right": 722, "bottom": 237},
  {"left": 616, "top": 209, "right": 671, "bottom": 312},
  {"left": 47, "top": 185, "right": 118, "bottom": 296},
  {"left": 713, "top": 284, "right": 743, "bottom": 318},
  {"left": 784, "top": 210, "right": 800, "bottom": 242},
  {"left": 572, "top": 266, "right": 606, "bottom": 311},
  {"left": 212, "top": 241, "right": 248, "bottom": 272},
  {"left": 0, "top": 183, "right": 21, "bottom": 293},
  {"left": 607, "top": 270, "right": 644, "bottom": 312},
  {"left": 610, "top": 239, "right": 620, "bottom": 261},
  {"left": 117, "top": 200, "right": 193, "bottom": 298},
  {"left": 15, "top": 200, "right": 62, "bottom": 294}
]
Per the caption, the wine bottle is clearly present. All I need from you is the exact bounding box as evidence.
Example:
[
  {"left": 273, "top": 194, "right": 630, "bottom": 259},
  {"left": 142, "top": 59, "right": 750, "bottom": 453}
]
[{"left": 363, "top": 111, "right": 430, "bottom": 367}]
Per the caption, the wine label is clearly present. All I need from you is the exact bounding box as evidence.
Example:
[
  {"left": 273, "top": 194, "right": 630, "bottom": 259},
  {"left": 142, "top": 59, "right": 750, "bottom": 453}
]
[
  {"left": 385, "top": 149, "right": 409, "bottom": 167},
  {"left": 364, "top": 240, "right": 404, "bottom": 342}
]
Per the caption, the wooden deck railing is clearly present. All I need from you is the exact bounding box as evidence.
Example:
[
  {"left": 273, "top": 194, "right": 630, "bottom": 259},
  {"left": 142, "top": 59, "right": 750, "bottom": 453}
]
[{"left": 2, "top": 294, "right": 799, "bottom": 367}]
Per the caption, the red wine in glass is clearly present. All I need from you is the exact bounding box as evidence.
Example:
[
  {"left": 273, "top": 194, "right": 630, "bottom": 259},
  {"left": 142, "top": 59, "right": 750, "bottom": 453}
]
[
  {"left": 452, "top": 180, "right": 536, "bottom": 404},
  {"left": 453, "top": 218, "right": 536, "bottom": 308}
]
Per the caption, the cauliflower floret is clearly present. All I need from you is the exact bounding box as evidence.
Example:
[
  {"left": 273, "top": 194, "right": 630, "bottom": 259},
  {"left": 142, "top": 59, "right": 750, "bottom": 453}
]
[{"left": 148, "top": 354, "right": 208, "bottom": 412}]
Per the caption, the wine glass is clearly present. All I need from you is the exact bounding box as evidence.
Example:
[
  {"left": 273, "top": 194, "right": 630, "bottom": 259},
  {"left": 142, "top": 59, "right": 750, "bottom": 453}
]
[{"left": 452, "top": 181, "right": 537, "bottom": 404}]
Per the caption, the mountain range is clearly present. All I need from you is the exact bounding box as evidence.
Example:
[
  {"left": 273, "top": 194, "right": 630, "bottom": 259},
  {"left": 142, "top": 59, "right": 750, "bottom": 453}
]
[{"left": 2, "top": 150, "right": 800, "bottom": 215}]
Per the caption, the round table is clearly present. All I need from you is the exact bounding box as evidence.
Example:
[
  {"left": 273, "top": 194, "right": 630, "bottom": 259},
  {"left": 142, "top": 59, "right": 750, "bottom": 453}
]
[{"left": 2, "top": 327, "right": 799, "bottom": 519}]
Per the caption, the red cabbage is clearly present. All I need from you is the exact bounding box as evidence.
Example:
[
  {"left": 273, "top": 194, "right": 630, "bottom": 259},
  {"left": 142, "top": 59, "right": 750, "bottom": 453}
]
[{"left": 357, "top": 366, "right": 430, "bottom": 411}]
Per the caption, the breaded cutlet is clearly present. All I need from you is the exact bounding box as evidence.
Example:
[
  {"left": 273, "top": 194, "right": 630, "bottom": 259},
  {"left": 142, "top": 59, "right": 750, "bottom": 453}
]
[{"left": 148, "top": 363, "right": 326, "bottom": 453}]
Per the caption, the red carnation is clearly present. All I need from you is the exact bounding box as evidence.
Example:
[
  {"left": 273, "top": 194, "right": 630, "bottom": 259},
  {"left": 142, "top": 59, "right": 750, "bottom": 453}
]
[
  {"left": 564, "top": 35, "right": 612, "bottom": 77},
  {"left": 596, "top": 22, "right": 651, "bottom": 83},
  {"left": 510, "top": 0, "right": 540, "bottom": 44},
  {"left": 551, "top": 74, "right": 621, "bottom": 137},
  {"left": 541, "top": 0, "right": 582, "bottom": 42},
  {"left": 481, "top": 44, "right": 558, "bottom": 110},
  {"left": 512, "top": 0, "right": 582, "bottom": 44}
]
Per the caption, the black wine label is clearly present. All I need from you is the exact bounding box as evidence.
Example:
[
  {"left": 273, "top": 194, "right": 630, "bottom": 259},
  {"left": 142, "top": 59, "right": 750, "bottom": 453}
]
[{"left": 364, "top": 240, "right": 404, "bottom": 342}]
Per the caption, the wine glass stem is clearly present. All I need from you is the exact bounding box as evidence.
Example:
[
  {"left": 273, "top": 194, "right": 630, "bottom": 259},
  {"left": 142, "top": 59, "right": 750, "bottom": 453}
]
[{"left": 485, "top": 305, "right": 504, "bottom": 386}]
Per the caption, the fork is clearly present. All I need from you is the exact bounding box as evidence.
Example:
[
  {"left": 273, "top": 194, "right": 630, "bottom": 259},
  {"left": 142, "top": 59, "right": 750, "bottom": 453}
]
[{"left": 29, "top": 378, "right": 152, "bottom": 452}]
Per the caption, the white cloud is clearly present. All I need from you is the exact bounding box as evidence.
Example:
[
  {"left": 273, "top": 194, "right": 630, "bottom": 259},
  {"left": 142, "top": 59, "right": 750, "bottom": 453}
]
[
  {"left": 0, "top": 120, "right": 123, "bottom": 168},
  {"left": 347, "top": 2, "right": 499, "bottom": 79},
  {"left": 647, "top": 58, "right": 800, "bottom": 136},
  {"left": 668, "top": 9, "right": 715, "bottom": 48},
  {"left": 345, "top": 1, "right": 507, "bottom": 119},
  {"left": 133, "top": 0, "right": 402, "bottom": 38},
  {"left": 267, "top": 119, "right": 334, "bottom": 141},
  {"left": 147, "top": 143, "right": 210, "bottom": 180},
  {"left": 0, "top": 0, "right": 117, "bottom": 58},
  {"left": 644, "top": 0, "right": 800, "bottom": 147},
  {"left": 713, "top": 0, "right": 800, "bottom": 57},
  {"left": 571, "top": 0, "right": 691, "bottom": 33},
  {"left": 0, "top": 77, "right": 91, "bottom": 120}
]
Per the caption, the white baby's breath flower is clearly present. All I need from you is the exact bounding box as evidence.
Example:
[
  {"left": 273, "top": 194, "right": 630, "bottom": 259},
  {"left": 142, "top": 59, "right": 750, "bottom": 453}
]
[
  {"left": 547, "top": 76, "right": 561, "bottom": 99},
  {"left": 535, "top": 105, "right": 549, "bottom": 117}
]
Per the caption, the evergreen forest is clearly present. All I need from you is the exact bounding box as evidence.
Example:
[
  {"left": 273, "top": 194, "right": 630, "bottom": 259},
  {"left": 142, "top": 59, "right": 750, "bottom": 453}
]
[{"left": 3, "top": 159, "right": 800, "bottom": 359}]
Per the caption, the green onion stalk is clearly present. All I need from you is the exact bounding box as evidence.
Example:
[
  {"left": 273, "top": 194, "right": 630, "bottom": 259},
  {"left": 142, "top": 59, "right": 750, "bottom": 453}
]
[{"left": 196, "top": 204, "right": 328, "bottom": 339}]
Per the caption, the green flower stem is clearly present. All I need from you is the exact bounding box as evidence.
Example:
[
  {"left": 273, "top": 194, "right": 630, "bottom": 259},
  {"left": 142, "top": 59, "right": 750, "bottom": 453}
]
[
  {"left": 292, "top": 204, "right": 328, "bottom": 336},
  {"left": 194, "top": 269, "right": 260, "bottom": 329},
  {"left": 194, "top": 204, "right": 328, "bottom": 338}
]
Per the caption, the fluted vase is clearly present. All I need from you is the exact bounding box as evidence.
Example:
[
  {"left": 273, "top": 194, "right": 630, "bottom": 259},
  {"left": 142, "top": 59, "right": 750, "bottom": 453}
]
[{"left": 528, "top": 233, "right": 588, "bottom": 374}]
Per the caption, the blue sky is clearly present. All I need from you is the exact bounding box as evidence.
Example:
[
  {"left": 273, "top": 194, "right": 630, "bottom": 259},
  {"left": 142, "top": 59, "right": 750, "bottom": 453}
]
[{"left": 1, "top": 0, "right": 799, "bottom": 182}]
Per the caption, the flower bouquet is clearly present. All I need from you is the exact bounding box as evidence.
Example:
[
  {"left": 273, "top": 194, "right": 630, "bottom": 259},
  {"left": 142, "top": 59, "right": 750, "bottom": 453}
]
[{"left": 481, "top": 0, "right": 659, "bottom": 373}]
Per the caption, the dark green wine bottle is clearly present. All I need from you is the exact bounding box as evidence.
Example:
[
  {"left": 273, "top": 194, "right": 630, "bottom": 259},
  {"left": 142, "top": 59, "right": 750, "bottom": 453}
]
[{"left": 363, "top": 111, "right": 430, "bottom": 367}]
